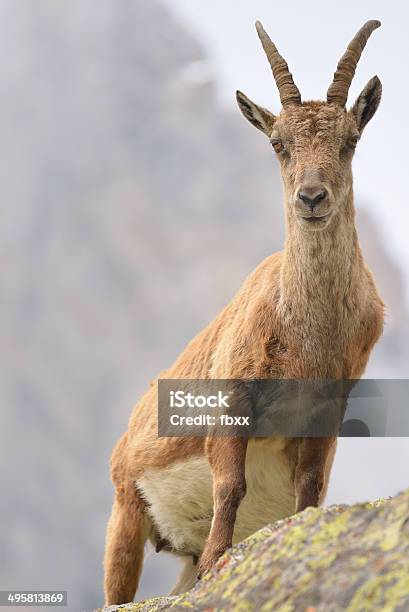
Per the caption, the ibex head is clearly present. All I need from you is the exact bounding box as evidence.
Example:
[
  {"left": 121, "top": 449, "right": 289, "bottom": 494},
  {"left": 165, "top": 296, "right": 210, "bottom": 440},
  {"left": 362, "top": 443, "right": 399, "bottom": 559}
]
[{"left": 237, "top": 20, "right": 381, "bottom": 230}]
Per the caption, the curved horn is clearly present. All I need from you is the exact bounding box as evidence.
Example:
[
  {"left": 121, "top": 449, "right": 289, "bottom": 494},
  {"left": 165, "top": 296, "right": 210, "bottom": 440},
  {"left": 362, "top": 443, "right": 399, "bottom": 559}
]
[
  {"left": 255, "top": 21, "right": 301, "bottom": 107},
  {"left": 327, "top": 20, "right": 381, "bottom": 107}
]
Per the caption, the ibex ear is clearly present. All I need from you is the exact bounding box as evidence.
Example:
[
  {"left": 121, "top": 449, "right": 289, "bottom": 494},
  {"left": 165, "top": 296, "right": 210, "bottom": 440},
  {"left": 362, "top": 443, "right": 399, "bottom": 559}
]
[
  {"left": 236, "top": 90, "right": 276, "bottom": 136},
  {"left": 350, "top": 76, "right": 382, "bottom": 134}
]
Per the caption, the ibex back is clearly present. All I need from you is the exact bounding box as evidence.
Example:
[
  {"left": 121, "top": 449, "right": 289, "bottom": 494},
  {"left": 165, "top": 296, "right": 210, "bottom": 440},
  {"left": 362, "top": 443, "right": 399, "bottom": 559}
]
[{"left": 104, "top": 20, "right": 384, "bottom": 605}]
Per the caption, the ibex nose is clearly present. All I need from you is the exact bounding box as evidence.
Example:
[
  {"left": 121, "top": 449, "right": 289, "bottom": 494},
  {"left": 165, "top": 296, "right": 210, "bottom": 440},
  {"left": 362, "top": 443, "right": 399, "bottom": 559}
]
[{"left": 298, "top": 187, "right": 327, "bottom": 210}]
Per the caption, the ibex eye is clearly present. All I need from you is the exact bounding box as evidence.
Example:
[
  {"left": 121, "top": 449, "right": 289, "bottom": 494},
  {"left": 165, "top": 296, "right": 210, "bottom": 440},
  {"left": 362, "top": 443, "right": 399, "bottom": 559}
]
[
  {"left": 270, "top": 139, "right": 284, "bottom": 153},
  {"left": 347, "top": 135, "right": 360, "bottom": 149}
]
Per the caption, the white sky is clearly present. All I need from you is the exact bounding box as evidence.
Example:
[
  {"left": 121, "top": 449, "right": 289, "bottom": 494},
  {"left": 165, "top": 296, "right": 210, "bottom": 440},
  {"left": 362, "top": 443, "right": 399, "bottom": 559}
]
[{"left": 164, "top": 0, "right": 409, "bottom": 292}]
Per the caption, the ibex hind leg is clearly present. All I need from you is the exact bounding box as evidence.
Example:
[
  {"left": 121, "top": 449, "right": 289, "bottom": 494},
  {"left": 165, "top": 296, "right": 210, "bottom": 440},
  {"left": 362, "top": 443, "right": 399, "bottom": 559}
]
[
  {"left": 169, "top": 556, "right": 199, "bottom": 595},
  {"left": 104, "top": 486, "right": 150, "bottom": 606}
]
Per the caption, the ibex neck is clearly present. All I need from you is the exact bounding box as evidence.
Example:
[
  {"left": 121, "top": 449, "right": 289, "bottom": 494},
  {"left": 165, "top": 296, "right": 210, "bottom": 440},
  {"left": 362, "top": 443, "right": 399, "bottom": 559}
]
[{"left": 279, "top": 192, "right": 363, "bottom": 315}]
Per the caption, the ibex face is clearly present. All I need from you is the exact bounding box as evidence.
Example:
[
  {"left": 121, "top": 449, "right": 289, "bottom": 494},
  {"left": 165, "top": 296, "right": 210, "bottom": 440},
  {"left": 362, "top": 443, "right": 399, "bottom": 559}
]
[{"left": 237, "top": 21, "right": 382, "bottom": 231}]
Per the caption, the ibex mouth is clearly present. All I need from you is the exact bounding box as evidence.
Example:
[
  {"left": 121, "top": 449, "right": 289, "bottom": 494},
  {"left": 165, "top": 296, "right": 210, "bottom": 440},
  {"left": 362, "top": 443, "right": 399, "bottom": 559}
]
[{"left": 301, "top": 214, "right": 329, "bottom": 224}]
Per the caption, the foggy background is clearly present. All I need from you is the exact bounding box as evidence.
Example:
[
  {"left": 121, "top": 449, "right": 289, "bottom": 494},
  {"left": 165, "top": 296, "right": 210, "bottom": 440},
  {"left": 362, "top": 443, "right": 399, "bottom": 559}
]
[{"left": 0, "top": 1, "right": 408, "bottom": 611}]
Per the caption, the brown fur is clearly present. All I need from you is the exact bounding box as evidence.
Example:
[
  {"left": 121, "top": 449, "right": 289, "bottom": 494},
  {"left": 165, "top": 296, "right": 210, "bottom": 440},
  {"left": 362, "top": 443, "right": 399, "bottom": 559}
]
[{"left": 103, "top": 32, "right": 384, "bottom": 606}]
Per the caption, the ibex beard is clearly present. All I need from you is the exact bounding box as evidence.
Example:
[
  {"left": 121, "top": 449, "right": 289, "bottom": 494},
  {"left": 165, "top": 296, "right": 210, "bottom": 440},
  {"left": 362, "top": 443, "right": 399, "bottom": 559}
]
[{"left": 103, "top": 20, "right": 384, "bottom": 605}]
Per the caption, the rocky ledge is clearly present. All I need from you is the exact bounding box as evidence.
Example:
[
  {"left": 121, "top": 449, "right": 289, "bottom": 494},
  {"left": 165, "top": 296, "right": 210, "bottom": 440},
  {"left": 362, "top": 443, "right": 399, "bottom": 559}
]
[{"left": 101, "top": 488, "right": 409, "bottom": 611}]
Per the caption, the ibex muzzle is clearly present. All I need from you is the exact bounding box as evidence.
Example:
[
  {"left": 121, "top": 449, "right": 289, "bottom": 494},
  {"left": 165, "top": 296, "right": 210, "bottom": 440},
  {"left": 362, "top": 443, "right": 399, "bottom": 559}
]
[{"left": 296, "top": 168, "right": 330, "bottom": 222}]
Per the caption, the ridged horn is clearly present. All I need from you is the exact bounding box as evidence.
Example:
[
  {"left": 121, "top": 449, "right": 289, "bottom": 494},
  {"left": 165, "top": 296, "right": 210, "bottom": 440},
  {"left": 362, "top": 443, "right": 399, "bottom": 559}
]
[
  {"left": 327, "top": 20, "right": 381, "bottom": 107},
  {"left": 255, "top": 20, "right": 301, "bottom": 107}
]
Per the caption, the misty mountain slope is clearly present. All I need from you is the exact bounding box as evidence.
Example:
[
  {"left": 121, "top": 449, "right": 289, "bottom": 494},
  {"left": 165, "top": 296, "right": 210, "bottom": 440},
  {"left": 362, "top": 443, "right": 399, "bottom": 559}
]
[{"left": 0, "top": 1, "right": 407, "bottom": 611}]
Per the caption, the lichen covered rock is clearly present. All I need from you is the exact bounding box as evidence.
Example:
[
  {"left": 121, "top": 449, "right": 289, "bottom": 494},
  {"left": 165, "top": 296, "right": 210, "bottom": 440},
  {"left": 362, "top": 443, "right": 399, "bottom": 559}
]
[{"left": 102, "top": 489, "right": 409, "bottom": 611}]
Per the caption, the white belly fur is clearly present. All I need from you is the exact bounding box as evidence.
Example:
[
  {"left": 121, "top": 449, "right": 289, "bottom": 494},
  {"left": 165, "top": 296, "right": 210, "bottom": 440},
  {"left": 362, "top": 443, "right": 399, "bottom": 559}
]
[{"left": 136, "top": 439, "right": 296, "bottom": 556}]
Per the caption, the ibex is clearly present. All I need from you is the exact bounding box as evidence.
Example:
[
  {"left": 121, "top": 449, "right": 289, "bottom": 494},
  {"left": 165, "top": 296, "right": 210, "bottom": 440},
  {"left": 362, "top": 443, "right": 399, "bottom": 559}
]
[{"left": 104, "top": 20, "right": 384, "bottom": 605}]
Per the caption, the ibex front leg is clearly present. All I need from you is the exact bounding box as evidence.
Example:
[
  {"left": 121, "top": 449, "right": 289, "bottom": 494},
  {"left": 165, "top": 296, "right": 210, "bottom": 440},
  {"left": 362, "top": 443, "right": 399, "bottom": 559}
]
[
  {"left": 198, "top": 437, "right": 248, "bottom": 577},
  {"left": 295, "top": 437, "right": 336, "bottom": 512}
]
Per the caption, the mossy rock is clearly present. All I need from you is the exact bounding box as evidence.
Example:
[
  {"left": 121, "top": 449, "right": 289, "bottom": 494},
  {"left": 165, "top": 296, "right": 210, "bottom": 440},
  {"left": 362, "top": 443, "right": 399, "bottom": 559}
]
[{"left": 102, "top": 488, "right": 409, "bottom": 611}]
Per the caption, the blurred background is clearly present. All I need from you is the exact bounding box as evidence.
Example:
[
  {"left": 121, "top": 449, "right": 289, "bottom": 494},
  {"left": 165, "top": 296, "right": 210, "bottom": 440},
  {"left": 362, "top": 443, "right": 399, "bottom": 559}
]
[{"left": 1, "top": 1, "right": 408, "bottom": 610}]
